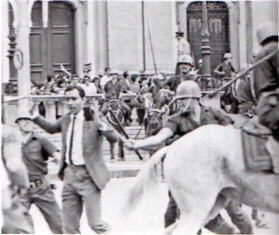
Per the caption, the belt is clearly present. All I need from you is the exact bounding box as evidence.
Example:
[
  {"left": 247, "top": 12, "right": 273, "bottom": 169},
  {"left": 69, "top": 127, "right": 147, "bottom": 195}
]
[{"left": 28, "top": 179, "right": 44, "bottom": 190}]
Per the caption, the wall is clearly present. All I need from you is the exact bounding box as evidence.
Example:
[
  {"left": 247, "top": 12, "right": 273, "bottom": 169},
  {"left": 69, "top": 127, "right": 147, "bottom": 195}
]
[
  {"left": 107, "top": 1, "right": 176, "bottom": 73},
  {"left": 251, "top": 0, "right": 278, "bottom": 54},
  {"left": 144, "top": 1, "right": 176, "bottom": 73},
  {"left": 107, "top": 1, "right": 143, "bottom": 72}
]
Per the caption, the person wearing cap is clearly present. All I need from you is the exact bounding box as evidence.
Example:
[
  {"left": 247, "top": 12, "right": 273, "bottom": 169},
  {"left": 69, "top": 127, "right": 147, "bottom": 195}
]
[
  {"left": 214, "top": 53, "right": 236, "bottom": 87},
  {"left": 15, "top": 111, "right": 63, "bottom": 234},
  {"left": 175, "top": 31, "right": 191, "bottom": 59},
  {"left": 125, "top": 81, "right": 250, "bottom": 234},
  {"left": 253, "top": 21, "right": 278, "bottom": 142},
  {"left": 164, "top": 54, "right": 195, "bottom": 92}
]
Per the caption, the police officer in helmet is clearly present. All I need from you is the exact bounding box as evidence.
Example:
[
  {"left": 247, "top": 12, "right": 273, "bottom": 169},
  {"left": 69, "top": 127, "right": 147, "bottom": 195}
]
[
  {"left": 164, "top": 55, "right": 195, "bottom": 92},
  {"left": 253, "top": 21, "right": 279, "bottom": 141},
  {"left": 125, "top": 81, "right": 253, "bottom": 234}
]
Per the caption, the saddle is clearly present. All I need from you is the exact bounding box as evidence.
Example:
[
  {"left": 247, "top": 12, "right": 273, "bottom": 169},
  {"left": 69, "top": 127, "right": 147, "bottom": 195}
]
[{"left": 241, "top": 117, "right": 279, "bottom": 174}]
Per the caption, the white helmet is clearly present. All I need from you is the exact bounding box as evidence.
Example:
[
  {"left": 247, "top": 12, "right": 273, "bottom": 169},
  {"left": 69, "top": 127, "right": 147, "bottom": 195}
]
[
  {"left": 223, "top": 53, "right": 232, "bottom": 59},
  {"left": 175, "top": 81, "right": 201, "bottom": 99},
  {"left": 15, "top": 108, "right": 32, "bottom": 123},
  {"left": 177, "top": 55, "right": 194, "bottom": 66},
  {"left": 257, "top": 21, "right": 278, "bottom": 45}
]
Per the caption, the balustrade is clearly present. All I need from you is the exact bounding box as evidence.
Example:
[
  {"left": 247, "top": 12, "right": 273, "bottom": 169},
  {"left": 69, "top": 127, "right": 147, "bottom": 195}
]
[{"left": 3, "top": 92, "right": 222, "bottom": 125}]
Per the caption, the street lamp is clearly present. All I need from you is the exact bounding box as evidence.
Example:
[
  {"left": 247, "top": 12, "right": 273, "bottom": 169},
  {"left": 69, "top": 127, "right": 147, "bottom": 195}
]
[{"left": 200, "top": 1, "right": 212, "bottom": 89}]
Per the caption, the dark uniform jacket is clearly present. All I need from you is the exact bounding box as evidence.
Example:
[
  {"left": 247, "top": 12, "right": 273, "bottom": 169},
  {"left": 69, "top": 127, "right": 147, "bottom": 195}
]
[
  {"left": 165, "top": 105, "right": 233, "bottom": 139},
  {"left": 215, "top": 62, "right": 236, "bottom": 78},
  {"left": 253, "top": 42, "right": 278, "bottom": 100},
  {"left": 21, "top": 133, "right": 58, "bottom": 181},
  {"left": 253, "top": 41, "right": 279, "bottom": 138}
]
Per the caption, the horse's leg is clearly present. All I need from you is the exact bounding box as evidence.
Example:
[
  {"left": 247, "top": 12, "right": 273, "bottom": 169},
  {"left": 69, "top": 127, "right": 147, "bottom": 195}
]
[
  {"left": 225, "top": 200, "right": 253, "bottom": 234},
  {"left": 118, "top": 140, "right": 125, "bottom": 161},
  {"left": 170, "top": 188, "right": 219, "bottom": 235},
  {"left": 204, "top": 195, "right": 237, "bottom": 234},
  {"left": 110, "top": 141, "right": 115, "bottom": 160}
]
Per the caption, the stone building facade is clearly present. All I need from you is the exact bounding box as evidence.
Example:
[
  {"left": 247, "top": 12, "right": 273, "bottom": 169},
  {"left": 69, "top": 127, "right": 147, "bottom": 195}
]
[{"left": 1, "top": 0, "right": 278, "bottom": 97}]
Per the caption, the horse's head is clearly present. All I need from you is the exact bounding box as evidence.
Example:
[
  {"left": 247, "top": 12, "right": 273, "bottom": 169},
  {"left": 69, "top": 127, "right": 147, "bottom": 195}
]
[
  {"left": 104, "top": 99, "right": 125, "bottom": 126},
  {"left": 145, "top": 109, "right": 165, "bottom": 137},
  {"left": 153, "top": 89, "right": 174, "bottom": 109}
]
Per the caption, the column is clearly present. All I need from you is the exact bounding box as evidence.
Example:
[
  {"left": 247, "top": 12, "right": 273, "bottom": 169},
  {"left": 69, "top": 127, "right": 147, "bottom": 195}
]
[
  {"left": 1, "top": 0, "right": 10, "bottom": 83},
  {"left": 86, "top": 0, "right": 97, "bottom": 76},
  {"left": 238, "top": 0, "right": 247, "bottom": 67},
  {"left": 97, "top": 1, "right": 108, "bottom": 73},
  {"left": 16, "top": 1, "right": 32, "bottom": 108}
]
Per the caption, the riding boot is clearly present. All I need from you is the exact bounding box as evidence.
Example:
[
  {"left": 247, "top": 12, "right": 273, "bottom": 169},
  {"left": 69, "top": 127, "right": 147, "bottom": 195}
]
[{"left": 205, "top": 214, "right": 236, "bottom": 234}]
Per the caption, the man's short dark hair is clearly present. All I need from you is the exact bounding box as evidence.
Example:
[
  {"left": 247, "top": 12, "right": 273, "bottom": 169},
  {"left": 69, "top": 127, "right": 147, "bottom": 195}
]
[
  {"left": 104, "top": 67, "right": 111, "bottom": 72},
  {"left": 64, "top": 85, "right": 85, "bottom": 98},
  {"left": 47, "top": 74, "right": 54, "bottom": 82},
  {"left": 123, "top": 71, "right": 129, "bottom": 78}
]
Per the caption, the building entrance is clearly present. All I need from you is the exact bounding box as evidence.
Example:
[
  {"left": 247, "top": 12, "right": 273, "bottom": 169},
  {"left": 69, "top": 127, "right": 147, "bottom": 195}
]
[{"left": 30, "top": 1, "right": 75, "bottom": 84}]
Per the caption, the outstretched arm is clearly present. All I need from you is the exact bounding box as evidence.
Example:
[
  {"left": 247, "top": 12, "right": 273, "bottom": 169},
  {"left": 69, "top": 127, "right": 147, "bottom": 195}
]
[
  {"left": 60, "top": 63, "right": 72, "bottom": 78},
  {"left": 125, "top": 127, "right": 173, "bottom": 150},
  {"left": 33, "top": 115, "right": 62, "bottom": 134}
]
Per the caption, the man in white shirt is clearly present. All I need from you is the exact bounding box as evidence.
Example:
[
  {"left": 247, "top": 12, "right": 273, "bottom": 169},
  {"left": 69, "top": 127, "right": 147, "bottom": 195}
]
[
  {"left": 81, "top": 75, "right": 97, "bottom": 96},
  {"left": 100, "top": 67, "right": 112, "bottom": 90},
  {"left": 176, "top": 31, "right": 191, "bottom": 59},
  {"left": 32, "top": 85, "right": 118, "bottom": 233}
]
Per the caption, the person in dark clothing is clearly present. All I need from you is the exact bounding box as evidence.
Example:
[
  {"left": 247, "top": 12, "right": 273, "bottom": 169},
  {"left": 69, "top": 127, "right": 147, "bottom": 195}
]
[
  {"left": 253, "top": 21, "right": 279, "bottom": 141},
  {"left": 214, "top": 53, "right": 236, "bottom": 87}
]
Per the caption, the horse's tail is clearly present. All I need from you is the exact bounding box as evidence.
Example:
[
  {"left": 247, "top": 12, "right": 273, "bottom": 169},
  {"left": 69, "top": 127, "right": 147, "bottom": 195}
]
[{"left": 125, "top": 146, "right": 168, "bottom": 212}]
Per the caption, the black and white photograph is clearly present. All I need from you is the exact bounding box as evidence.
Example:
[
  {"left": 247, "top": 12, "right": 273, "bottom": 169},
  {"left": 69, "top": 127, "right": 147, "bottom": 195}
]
[{"left": 1, "top": 0, "right": 278, "bottom": 234}]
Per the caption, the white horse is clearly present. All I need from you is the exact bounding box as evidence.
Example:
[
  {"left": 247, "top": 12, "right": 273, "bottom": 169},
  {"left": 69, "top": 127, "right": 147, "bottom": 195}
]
[{"left": 125, "top": 124, "right": 279, "bottom": 234}]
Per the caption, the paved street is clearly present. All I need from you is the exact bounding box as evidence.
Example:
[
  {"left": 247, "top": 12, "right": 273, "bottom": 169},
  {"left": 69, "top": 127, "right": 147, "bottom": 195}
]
[{"left": 30, "top": 177, "right": 279, "bottom": 234}]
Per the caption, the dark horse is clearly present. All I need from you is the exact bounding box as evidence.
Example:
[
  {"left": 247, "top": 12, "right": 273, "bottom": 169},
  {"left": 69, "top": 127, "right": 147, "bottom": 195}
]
[
  {"left": 144, "top": 89, "right": 174, "bottom": 154},
  {"left": 100, "top": 99, "right": 130, "bottom": 160},
  {"left": 220, "top": 86, "right": 240, "bottom": 114}
]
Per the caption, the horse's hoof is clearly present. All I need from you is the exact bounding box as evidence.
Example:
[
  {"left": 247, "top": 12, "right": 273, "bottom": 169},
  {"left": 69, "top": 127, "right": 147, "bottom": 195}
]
[{"left": 255, "top": 219, "right": 268, "bottom": 229}]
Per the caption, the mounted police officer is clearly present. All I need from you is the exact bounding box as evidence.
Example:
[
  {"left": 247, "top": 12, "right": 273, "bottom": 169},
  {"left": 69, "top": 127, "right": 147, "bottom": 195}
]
[
  {"left": 164, "top": 55, "right": 195, "bottom": 92},
  {"left": 125, "top": 81, "right": 253, "bottom": 234},
  {"left": 253, "top": 21, "right": 279, "bottom": 141}
]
